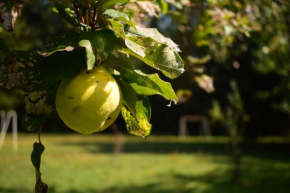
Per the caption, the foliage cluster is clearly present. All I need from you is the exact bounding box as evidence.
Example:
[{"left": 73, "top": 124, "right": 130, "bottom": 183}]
[
  {"left": 0, "top": 1, "right": 186, "bottom": 191},
  {"left": 0, "top": 0, "right": 185, "bottom": 138},
  {"left": 151, "top": 0, "right": 290, "bottom": 136}
]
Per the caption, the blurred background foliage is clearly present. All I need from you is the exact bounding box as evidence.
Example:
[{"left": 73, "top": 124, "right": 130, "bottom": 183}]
[
  {"left": 153, "top": 0, "right": 290, "bottom": 139},
  {"left": 1, "top": 0, "right": 290, "bottom": 139}
]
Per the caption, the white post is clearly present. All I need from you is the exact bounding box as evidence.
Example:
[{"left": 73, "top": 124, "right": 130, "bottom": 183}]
[
  {"left": 178, "top": 116, "right": 187, "bottom": 138},
  {"left": 0, "top": 110, "right": 7, "bottom": 150},
  {"left": 178, "top": 115, "right": 211, "bottom": 138},
  {"left": 0, "top": 110, "right": 18, "bottom": 152}
]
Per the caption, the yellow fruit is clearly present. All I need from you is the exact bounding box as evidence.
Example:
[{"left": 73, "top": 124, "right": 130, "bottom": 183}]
[{"left": 55, "top": 66, "right": 122, "bottom": 134}]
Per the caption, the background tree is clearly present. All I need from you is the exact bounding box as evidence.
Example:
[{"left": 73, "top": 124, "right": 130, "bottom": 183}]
[{"left": 148, "top": 0, "right": 290, "bottom": 138}]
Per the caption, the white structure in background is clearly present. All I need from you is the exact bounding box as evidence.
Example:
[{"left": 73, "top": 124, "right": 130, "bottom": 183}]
[
  {"left": 179, "top": 115, "right": 211, "bottom": 138},
  {"left": 0, "top": 110, "right": 18, "bottom": 152}
]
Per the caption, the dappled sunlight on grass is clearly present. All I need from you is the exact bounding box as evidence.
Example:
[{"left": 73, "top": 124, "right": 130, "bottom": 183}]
[{"left": 0, "top": 134, "right": 289, "bottom": 193}]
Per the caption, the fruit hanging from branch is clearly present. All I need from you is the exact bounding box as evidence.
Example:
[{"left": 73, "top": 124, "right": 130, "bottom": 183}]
[
  {"left": 0, "top": 1, "right": 184, "bottom": 192},
  {"left": 0, "top": 0, "right": 184, "bottom": 137},
  {"left": 55, "top": 66, "right": 123, "bottom": 134}
]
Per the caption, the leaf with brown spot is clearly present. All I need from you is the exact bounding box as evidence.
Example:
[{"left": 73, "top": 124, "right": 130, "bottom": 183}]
[
  {"left": 106, "top": 20, "right": 184, "bottom": 79},
  {"left": 121, "top": 94, "right": 151, "bottom": 138},
  {"left": 43, "top": 32, "right": 80, "bottom": 56}
]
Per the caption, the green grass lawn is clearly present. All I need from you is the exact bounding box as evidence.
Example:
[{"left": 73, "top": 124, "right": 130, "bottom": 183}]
[{"left": 0, "top": 134, "right": 290, "bottom": 193}]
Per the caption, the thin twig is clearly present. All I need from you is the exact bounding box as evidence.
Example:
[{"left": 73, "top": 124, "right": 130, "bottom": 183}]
[
  {"left": 74, "top": 0, "right": 84, "bottom": 23},
  {"left": 82, "top": 9, "right": 88, "bottom": 24},
  {"left": 95, "top": 12, "right": 101, "bottom": 27},
  {"left": 92, "top": 8, "right": 97, "bottom": 24},
  {"left": 88, "top": 3, "right": 93, "bottom": 27},
  {"left": 38, "top": 124, "right": 43, "bottom": 143},
  {"left": 92, "top": 8, "right": 97, "bottom": 30}
]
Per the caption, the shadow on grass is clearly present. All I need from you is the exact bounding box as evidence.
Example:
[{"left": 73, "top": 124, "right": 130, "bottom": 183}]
[
  {"left": 0, "top": 187, "right": 30, "bottom": 193},
  {"left": 50, "top": 167, "right": 290, "bottom": 193},
  {"left": 3, "top": 165, "right": 288, "bottom": 193},
  {"left": 59, "top": 140, "right": 290, "bottom": 161}
]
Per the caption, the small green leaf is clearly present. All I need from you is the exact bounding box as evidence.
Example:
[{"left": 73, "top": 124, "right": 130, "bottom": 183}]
[
  {"left": 78, "top": 40, "right": 95, "bottom": 70},
  {"left": 31, "top": 141, "right": 48, "bottom": 191},
  {"left": 106, "top": 19, "right": 126, "bottom": 39},
  {"left": 94, "top": 0, "right": 153, "bottom": 12},
  {"left": 156, "top": 0, "right": 168, "bottom": 13},
  {"left": 54, "top": 2, "right": 80, "bottom": 27},
  {"left": 31, "top": 142, "right": 45, "bottom": 171},
  {"left": 103, "top": 9, "right": 136, "bottom": 30},
  {"left": 80, "top": 30, "right": 117, "bottom": 66},
  {"left": 103, "top": 9, "right": 129, "bottom": 20},
  {"left": 94, "top": 0, "right": 131, "bottom": 12}
]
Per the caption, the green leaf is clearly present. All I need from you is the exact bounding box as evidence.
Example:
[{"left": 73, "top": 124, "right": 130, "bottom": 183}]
[
  {"left": 43, "top": 32, "right": 80, "bottom": 56},
  {"left": 23, "top": 83, "right": 56, "bottom": 113},
  {"left": 102, "top": 9, "right": 136, "bottom": 30},
  {"left": 31, "top": 142, "right": 45, "bottom": 171},
  {"left": 42, "top": 49, "right": 86, "bottom": 82},
  {"left": 106, "top": 19, "right": 126, "bottom": 39},
  {"left": 0, "top": 49, "right": 58, "bottom": 131},
  {"left": 156, "top": 0, "right": 168, "bottom": 13},
  {"left": 0, "top": 46, "right": 90, "bottom": 132},
  {"left": 127, "top": 27, "right": 181, "bottom": 52},
  {"left": 112, "top": 74, "right": 152, "bottom": 138},
  {"left": 0, "top": 50, "right": 46, "bottom": 92},
  {"left": 104, "top": 61, "right": 178, "bottom": 102},
  {"left": 31, "top": 141, "right": 48, "bottom": 193},
  {"left": 94, "top": 0, "right": 131, "bottom": 12},
  {"left": 94, "top": 0, "right": 153, "bottom": 12},
  {"left": 54, "top": 2, "right": 80, "bottom": 27},
  {"left": 79, "top": 30, "right": 117, "bottom": 66},
  {"left": 44, "top": 32, "right": 102, "bottom": 72},
  {"left": 121, "top": 95, "right": 151, "bottom": 138},
  {"left": 78, "top": 40, "right": 95, "bottom": 70},
  {"left": 120, "top": 38, "right": 184, "bottom": 79},
  {"left": 21, "top": 84, "right": 57, "bottom": 132},
  {"left": 114, "top": 77, "right": 138, "bottom": 114},
  {"left": 106, "top": 20, "right": 184, "bottom": 79}
]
